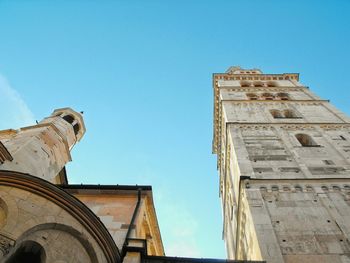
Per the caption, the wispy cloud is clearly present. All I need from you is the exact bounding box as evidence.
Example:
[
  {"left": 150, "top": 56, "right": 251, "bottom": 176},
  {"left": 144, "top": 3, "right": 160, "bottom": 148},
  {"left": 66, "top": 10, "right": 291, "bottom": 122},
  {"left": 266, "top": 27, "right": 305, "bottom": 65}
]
[{"left": 0, "top": 74, "right": 35, "bottom": 129}]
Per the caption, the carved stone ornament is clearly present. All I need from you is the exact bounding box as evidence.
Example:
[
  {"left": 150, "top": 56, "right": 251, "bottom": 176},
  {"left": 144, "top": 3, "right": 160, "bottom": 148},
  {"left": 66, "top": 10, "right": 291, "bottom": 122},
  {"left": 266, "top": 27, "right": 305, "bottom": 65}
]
[{"left": 0, "top": 234, "right": 15, "bottom": 256}]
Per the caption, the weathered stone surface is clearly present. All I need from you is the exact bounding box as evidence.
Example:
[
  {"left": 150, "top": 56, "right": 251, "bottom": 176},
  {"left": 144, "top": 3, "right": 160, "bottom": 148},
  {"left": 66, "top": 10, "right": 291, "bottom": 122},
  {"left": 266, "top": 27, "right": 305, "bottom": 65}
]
[{"left": 213, "top": 67, "right": 350, "bottom": 262}]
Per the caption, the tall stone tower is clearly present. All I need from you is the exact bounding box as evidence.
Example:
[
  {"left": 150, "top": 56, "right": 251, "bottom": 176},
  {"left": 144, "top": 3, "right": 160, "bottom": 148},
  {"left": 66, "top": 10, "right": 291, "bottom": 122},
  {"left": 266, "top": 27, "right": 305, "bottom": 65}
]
[{"left": 213, "top": 67, "right": 350, "bottom": 263}]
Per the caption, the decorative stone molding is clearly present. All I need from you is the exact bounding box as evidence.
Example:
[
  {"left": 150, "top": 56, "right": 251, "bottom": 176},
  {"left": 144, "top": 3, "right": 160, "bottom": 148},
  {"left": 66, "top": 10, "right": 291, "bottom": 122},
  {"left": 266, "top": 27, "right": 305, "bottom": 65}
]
[
  {"left": 0, "top": 233, "right": 15, "bottom": 256},
  {"left": 221, "top": 87, "right": 304, "bottom": 92},
  {"left": 214, "top": 73, "right": 299, "bottom": 81}
]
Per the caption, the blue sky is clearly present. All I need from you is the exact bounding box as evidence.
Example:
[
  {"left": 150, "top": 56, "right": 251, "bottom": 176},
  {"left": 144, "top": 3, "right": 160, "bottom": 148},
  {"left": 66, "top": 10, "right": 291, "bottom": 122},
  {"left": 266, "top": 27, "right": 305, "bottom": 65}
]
[{"left": 0, "top": 0, "right": 349, "bottom": 258}]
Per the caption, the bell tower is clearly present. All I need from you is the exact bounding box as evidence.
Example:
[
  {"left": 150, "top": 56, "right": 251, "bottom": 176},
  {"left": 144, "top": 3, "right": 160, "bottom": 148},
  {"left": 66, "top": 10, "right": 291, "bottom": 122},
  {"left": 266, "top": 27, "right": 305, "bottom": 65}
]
[
  {"left": 0, "top": 107, "right": 85, "bottom": 184},
  {"left": 213, "top": 67, "right": 350, "bottom": 262}
]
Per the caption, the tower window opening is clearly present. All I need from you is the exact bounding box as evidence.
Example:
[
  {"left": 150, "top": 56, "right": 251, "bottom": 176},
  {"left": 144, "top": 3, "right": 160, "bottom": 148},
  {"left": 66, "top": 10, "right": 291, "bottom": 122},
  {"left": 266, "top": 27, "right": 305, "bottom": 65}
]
[
  {"left": 262, "top": 93, "right": 274, "bottom": 100},
  {"left": 73, "top": 123, "right": 80, "bottom": 136},
  {"left": 246, "top": 93, "right": 258, "bottom": 100},
  {"left": 283, "top": 109, "right": 299, "bottom": 118},
  {"left": 294, "top": 185, "right": 302, "bottom": 192},
  {"left": 277, "top": 93, "right": 290, "bottom": 100},
  {"left": 270, "top": 110, "right": 283, "bottom": 118},
  {"left": 7, "top": 241, "right": 45, "bottom": 263},
  {"left": 253, "top": 82, "right": 264, "bottom": 87},
  {"left": 295, "top": 134, "right": 320, "bottom": 147},
  {"left": 267, "top": 82, "right": 277, "bottom": 87},
  {"left": 62, "top": 115, "right": 75, "bottom": 124},
  {"left": 241, "top": 81, "right": 250, "bottom": 87}
]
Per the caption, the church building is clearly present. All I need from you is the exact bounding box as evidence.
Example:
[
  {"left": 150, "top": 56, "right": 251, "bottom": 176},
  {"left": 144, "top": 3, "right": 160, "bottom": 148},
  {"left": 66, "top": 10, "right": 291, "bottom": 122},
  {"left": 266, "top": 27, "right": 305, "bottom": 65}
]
[
  {"left": 1, "top": 66, "right": 348, "bottom": 263},
  {"left": 0, "top": 106, "right": 261, "bottom": 263}
]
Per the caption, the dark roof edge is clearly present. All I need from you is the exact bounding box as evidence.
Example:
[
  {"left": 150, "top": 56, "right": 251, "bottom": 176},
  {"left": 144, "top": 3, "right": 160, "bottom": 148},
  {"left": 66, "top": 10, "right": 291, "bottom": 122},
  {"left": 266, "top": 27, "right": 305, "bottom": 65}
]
[
  {"left": 60, "top": 184, "right": 152, "bottom": 191},
  {"left": 144, "top": 255, "right": 265, "bottom": 263}
]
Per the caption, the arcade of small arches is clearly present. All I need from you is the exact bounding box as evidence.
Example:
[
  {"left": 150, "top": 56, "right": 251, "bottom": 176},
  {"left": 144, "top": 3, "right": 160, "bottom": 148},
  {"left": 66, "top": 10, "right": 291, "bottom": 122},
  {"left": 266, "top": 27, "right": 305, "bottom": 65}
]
[
  {"left": 258, "top": 184, "right": 350, "bottom": 193},
  {"left": 241, "top": 81, "right": 278, "bottom": 88},
  {"left": 270, "top": 109, "right": 301, "bottom": 119},
  {"left": 246, "top": 92, "right": 290, "bottom": 100}
]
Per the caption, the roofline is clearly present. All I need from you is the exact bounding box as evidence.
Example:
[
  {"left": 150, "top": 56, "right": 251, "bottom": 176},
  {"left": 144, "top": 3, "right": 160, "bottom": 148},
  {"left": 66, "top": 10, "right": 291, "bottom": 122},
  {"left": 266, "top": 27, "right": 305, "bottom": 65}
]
[
  {"left": 60, "top": 184, "right": 152, "bottom": 191},
  {"left": 144, "top": 255, "right": 265, "bottom": 263}
]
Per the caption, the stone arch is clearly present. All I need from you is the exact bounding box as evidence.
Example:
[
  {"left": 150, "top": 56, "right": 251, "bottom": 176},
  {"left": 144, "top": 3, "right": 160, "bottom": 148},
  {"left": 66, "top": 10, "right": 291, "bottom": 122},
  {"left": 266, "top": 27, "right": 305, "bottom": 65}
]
[
  {"left": 62, "top": 114, "right": 75, "bottom": 124},
  {"left": 267, "top": 81, "right": 278, "bottom": 87},
  {"left": 240, "top": 81, "right": 251, "bottom": 87},
  {"left": 246, "top": 93, "right": 258, "bottom": 100},
  {"left": 270, "top": 109, "right": 283, "bottom": 118},
  {"left": 6, "top": 240, "right": 46, "bottom": 263},
  {"left": 295, "top": 133, "right": 319, "bottom": 147},
  {"left": 283, "top": 109, "right": 298, "bottom": 118},
  {"left": 0, "top": 171, "right": 119, "bottom": 263},
  {"left": 253, "top": 81, "right": 264, "bottom": 87},
  {"left": 276, "top": 92, "right": 289, "bottom": 100},
  {"left": 0, "top": 190, "right": 19, "bottom": 234},
  {"left": 4, "top": 223, "right": 97, "bottom": 263},
  {"left": 261, "top": 92, "right": 274, "bottom": 100}
]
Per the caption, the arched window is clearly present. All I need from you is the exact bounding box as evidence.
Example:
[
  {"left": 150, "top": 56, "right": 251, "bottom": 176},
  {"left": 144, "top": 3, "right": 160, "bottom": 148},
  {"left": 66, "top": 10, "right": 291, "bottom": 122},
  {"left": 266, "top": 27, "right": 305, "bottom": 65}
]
[
  {"left": 267, "top": 81, "right": 277, "bottom": 87},
  {"left": 241, "top": 81, "right": 250, "bottom": 87},
  {"left": 270, "top": 110, "right": 283, "bottom": 118},
  {"left": 276, "top": 93, "right": 289, "bottom": 100},
  {"left": 295, "top": 134, "right": 319, "bottom": 147},
  {"left": 283, "top": 109, "right": 298, "bottom": 118},
  {"left": 73, "top": 123, "right": 80, "bottom": 135},
  {"left": 62, "top": 115, "right": 80, "bottom": 136},
  {"left": 246, "top": 93, "right": 258, "bottom": 100},
  {"left": 253, "top": 81, "right": 264, "bottom": 87},
  {"left": 262, "top": 92, "right": 274, "bottom": 100},
  {"left": 7, "top": 241, "right": 46, "bottom": 263},
  {"left": 62, "top": 115, "right": 74, "bottom": 124}
]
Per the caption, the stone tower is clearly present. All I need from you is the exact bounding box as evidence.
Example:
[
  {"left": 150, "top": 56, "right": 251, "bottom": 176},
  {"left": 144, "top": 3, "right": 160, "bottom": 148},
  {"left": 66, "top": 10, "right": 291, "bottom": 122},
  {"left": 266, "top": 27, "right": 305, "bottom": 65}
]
[
  {"left": 212, "top": 67, "right": 350, "bottom": 263},
  {"left": 0, "top": 108, "right": 164, "bottom": 263}
]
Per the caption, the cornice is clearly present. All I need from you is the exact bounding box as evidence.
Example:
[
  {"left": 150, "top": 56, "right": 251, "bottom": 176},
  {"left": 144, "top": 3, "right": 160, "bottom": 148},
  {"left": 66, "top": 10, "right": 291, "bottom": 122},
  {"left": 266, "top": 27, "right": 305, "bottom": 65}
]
[
  {"left": 221, "top": 99, "right": 329, "bottom": 103},
  {"left": 227, "top": 122, "right": 350, "bottom": 131},
  {"left": 0, "top": 170, "right": 120, "bottom": 263},
  {"left": 213, "top": 72, "right": 299, "bottom": 81},
  {"left": 219, "top": 86, "right": 307, "bottom": 92}
]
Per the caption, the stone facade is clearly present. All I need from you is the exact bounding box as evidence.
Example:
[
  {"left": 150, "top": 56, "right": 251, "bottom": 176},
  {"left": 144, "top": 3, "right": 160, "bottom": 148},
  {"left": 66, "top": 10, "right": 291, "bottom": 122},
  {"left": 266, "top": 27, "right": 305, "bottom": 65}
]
[
  {"left": 213, "top": 67, "right": 350, "bottom": 263},
  {"left": 0, "top": 108, "right": 164, "bottom": 263}
]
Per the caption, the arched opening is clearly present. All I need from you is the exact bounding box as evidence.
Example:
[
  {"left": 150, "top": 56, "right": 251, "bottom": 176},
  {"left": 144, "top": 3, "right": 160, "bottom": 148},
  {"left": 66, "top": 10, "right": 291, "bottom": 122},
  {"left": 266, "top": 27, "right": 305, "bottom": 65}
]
[
  {"left": 295, "top": 134, "right": 319, "bottom": 147},
  {"left": 283, "top": 109, "right": 298, "bottom": 118},
  {"left": 253, "top": 81, "right": 264, "bottom": 87},
  {"left": 246, "top": 93, "right": 258, "bottom": 100},
  {"left": 262, "top": 92, "right": 274, "bottom": 100},
  {"left": 276, "top": 92, "right": 289, "bottom": 100},
  {"left": 267, "top": 81, "right": 277, "bottom": 87},
  {"left": 73, "top": 123, "right": 80, "bottom": 136},
  {"left": 7, "top": 241, "right": 45, "bottom": 263},
  {"left": 240, "top": 81, "right": 250, "bottom": 87},
  {"left": 62, "top": 115, "right": 74, "bottom": 124},
  {"left": 270, "top": 110, "right": 283, "bottom": 118},
  {"left": 62, "top": 115, "right": 80, "bottom": 136}
]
